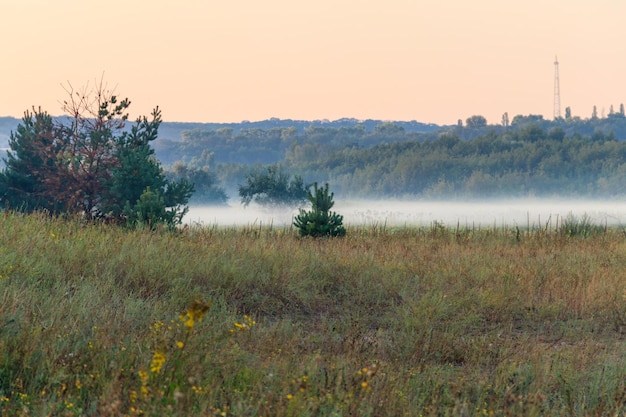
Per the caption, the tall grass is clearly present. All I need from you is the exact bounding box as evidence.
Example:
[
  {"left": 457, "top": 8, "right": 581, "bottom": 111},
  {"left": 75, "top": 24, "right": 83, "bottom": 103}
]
[{"left": 1, "top": 212, "right": 625, "bottom": 416}]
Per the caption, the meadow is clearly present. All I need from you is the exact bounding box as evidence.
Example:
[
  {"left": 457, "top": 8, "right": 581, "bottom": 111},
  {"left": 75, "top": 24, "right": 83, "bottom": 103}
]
[{"left": 1, "top": 212, "right": 625, "bottom": 416}]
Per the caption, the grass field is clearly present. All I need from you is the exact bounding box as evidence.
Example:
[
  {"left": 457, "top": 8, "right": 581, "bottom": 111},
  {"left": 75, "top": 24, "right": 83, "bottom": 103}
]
[{"left": 1, "top": 212, "right": 625, "bottom": 416}]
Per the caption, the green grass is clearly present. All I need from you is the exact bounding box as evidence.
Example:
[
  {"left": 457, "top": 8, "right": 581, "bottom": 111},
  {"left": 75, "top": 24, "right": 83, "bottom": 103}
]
[{"left": 1, "top": 211, "right": 626, "bottom": 416}]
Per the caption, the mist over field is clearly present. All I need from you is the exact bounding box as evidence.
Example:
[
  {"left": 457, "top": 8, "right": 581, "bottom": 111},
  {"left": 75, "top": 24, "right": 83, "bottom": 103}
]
[{"left": 185, "top": 199, "right": 626, "bottom": 228}]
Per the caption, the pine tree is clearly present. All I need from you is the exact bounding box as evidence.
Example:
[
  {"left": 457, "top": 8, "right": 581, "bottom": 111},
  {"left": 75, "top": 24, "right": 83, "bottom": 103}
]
[
  {"left": 0, "top": 82, "right": 194, "bottom": 228},
  {"left": 0, "top": 108, "right": 69, "bottom": 213},
  {"left": 293, "top": 182, "right": 346, "bottom": 237},
  {"left": 101, "top": 107, "right": 193, "bottom": 227}
]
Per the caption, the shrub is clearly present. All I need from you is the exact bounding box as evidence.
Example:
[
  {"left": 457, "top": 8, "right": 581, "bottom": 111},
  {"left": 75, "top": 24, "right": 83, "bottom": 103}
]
[{"left": 293, "top": 182, "right": 346, "bottom": 237}]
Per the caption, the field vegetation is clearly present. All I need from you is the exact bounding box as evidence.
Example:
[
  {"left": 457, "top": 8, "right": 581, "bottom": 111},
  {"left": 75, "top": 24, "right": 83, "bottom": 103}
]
[{"left": 1, "top": 212, "right": 626, "bottom": 416}]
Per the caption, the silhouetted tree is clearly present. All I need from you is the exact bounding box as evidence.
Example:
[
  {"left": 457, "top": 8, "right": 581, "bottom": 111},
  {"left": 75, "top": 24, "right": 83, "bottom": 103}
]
[
  {"left": 238, "top": 164, "right": 307, "bottom": 207},
  {"left": 501, "top": 112, "right": 509, "bottom": 127},
  {"left": 511, "top": 114, "right": 544, "bottom": 127},
  {"left": 465, "top": 115, "right": 487, "bottom": 128},
  {"left": 170, "top": 162, "right": 227, "bottom": 204}
]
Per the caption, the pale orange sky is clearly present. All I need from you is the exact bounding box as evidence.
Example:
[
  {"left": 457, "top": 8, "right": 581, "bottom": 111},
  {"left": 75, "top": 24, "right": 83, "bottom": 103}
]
[{"left": 1, "top": 0, "right": 625, "bottom": 125}]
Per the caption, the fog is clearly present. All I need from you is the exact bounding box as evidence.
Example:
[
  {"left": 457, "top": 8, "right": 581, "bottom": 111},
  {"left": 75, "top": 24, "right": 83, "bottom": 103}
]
[{"left": 185, "top": 199, "right": 626, "bottom": 228}]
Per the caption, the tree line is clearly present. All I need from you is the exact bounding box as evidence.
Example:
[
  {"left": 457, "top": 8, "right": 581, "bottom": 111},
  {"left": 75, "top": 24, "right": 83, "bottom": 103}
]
[
  {"left": 288, "top": 126, "right": 626, "bottom": 198},
  {"left": 165, "top": 115, "right": 626, "bottom": 201},
  {"left": 6, "top": 81, "right": 626, "bottom": 211}
]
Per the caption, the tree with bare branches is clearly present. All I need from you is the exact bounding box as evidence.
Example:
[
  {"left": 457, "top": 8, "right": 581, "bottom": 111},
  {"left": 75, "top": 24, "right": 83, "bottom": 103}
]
[{"left": 0, "top": 80, "right": 194, "bottom": 228}]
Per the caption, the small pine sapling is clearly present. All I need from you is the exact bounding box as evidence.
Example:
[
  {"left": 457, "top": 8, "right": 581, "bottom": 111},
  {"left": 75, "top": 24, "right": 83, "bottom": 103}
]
[{"left": 293, "top": 182, "right": 346, "bottom": 237}]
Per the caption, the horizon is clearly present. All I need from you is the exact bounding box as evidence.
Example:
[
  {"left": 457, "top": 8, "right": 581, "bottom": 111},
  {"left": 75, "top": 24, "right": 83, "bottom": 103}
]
[
  {"left": 0, "top": 113, "right": 449, "bottom": 126},
  {"left": 2, "top": 1, "right": 626, "bottom": 125}
]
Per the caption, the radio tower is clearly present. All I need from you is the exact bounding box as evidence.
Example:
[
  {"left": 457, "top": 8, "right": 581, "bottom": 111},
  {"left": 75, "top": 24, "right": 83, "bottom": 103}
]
[{"left": 553, "top": 56, "right": 561, "bottom": 119}]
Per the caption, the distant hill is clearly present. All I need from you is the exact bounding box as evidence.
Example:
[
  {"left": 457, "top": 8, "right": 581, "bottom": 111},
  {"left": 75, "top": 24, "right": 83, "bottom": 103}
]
[
  {"left": 6, "top": 113, "right": 626, "bottom": 144},
  {"left": 122, "top": 117, "right": 445, "bottom": 141},
  {"left": 0, "top": 116, "right": 443, "bottom": 145}
]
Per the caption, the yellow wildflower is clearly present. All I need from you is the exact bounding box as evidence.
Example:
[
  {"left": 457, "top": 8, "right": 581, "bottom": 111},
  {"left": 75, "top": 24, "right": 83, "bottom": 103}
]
[
  {"left": 192, "top": 385, "right": 205, "bottom": 395},
  {"left": 138, "top": 370, "right": 149, "bottom": 384},
  {"left": 232, "top": 314, "right": 257, "bottom": 332},
  {"left": 138, "top": 370, "right": 149, "bottom": 396},
  {"left": 179, "top": 300, "right": 210, "bottom": 329},
  {"left": 150, "top": 351, "right": 166, "bottom": 374},
  {"left": 180, "top": 313, "right": 195, "bottom": 329}
]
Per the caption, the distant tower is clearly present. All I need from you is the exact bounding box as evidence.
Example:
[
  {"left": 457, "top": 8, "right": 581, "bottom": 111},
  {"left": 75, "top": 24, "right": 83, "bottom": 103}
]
[{"left": 553, "top": 56, "right": 561, "bottom": 119}]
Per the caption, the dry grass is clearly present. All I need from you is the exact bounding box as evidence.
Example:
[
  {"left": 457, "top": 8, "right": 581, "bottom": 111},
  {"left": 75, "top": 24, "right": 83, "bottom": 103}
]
[{"left": 1, "top": 212, "right": 625, "bottom": 416}]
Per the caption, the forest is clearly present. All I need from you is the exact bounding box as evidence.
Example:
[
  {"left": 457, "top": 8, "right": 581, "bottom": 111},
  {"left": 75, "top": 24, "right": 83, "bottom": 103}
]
[
  {"left": 153, "top": 112, "right": 626, "bottom": 202},
  {"left": 4, "top": 111, "right": 626, "bottom": 203}
]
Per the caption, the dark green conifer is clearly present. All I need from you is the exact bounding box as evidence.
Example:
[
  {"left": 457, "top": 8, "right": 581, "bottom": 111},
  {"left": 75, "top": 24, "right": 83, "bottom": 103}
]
[
  {"left": 0, "top": 108, "right": 67, "bottom": 213},
  {"left": 293, "top": 182, "right": 346, "bottom": 237}
]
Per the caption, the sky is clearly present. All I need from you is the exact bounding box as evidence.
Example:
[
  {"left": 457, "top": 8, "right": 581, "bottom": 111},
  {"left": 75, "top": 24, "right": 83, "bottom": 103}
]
[{"left": 1, "top": 0, "right": 626, "bottom": 125}]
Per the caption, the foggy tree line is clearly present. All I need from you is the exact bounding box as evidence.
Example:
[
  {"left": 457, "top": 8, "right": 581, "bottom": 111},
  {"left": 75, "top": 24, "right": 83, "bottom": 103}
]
[
  {"left": 154, "top": 122, "right": 437, "bottom": 167},
  {"left": 165, "top": 116, "right": 626, "bottom": 202},
  {"left": 288, "top": 127, "right": 626, "bottom": 198},
  {"left": 6, "top": 109, "right": 626, "bottom": 203}
]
